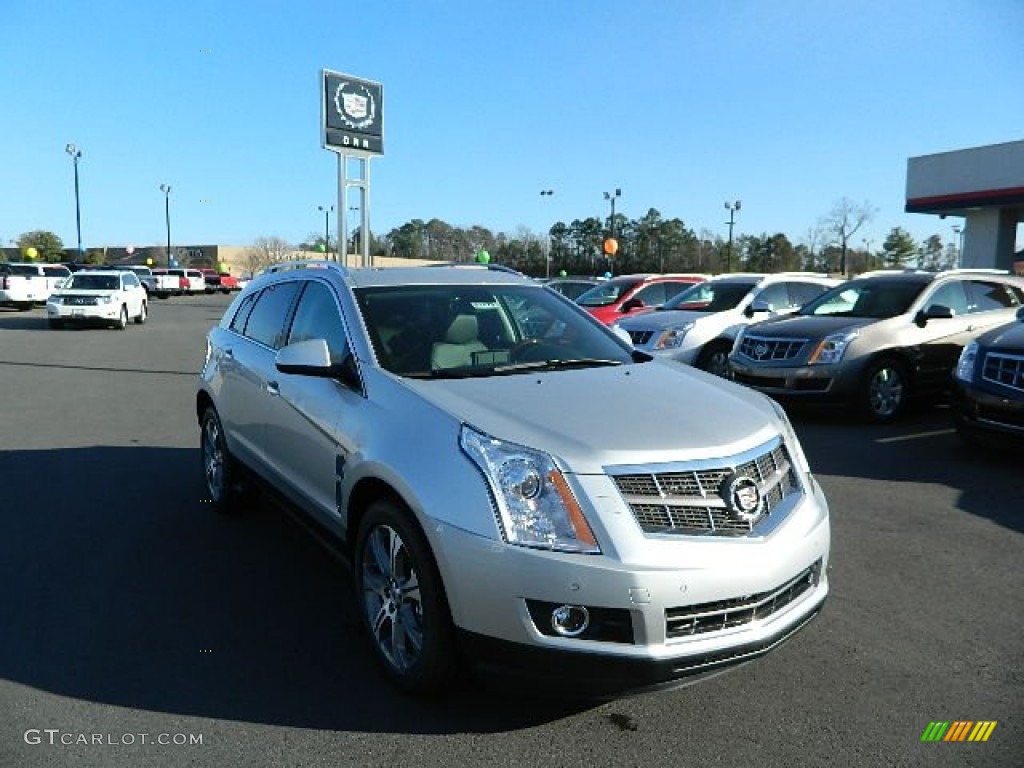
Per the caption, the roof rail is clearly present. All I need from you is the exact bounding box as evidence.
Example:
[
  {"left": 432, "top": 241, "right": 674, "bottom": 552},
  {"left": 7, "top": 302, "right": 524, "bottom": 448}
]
[
  {"left": 938, "top": 267, "right": 1010, "bottom": 275},
  {"left": 422, "top": 262, "right": 527, "bottom": 276},
  {"left": 259, "top": 260, "right": 349, "bottom": 276}
]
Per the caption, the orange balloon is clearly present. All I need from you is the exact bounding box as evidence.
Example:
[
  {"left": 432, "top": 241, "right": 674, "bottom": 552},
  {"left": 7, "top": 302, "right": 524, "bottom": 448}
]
[{"left": 603, "top": 237, "right": 619, "bottom": 256}]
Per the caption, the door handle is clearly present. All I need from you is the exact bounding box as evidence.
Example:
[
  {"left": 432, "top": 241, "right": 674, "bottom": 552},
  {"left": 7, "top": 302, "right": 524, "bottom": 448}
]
[{"left": 266, "top": 381, "right": 280, "bottom": 396}]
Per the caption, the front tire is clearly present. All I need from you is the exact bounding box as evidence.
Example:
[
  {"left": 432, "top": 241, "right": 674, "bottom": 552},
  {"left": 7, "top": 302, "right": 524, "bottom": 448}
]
[
  {"left": 135, "top": 301, "right": 147, "bottom": 324},
  {"left": 354, "top": 499, "right": 457, "bottom": 695},
  {"left": 115, "top": 305, "right": 128, "bottom": 330},
  {"left": 696, "top": 341, "right": 733, "bottom": 378},
  {"left": 860, "top": 358, "right": 908, "bottom": 422}
]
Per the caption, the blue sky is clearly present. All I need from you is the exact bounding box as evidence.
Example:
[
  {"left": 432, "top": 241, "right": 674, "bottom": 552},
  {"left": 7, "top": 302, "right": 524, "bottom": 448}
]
[{"left": 2, "top": 0, "right": 1022, "bottom": 254}]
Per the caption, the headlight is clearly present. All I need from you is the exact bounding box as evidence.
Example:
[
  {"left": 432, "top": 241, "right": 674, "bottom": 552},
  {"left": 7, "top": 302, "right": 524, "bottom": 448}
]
[
  {"left": 654, "top": 323, "right": 694, "bottom": 350},
  {"left": 767, "top": 397, "right": 812, "bottom": 477},
  {"left": 97, "top": 295, "right": 114, "bottom": 304},
  {"left": 732, "top": 326, "right": 748, "bottom": 354},
  {"left": 807, "top": 330, "right": 858, "bottom": 365},
  {"left": 955, "top": 341, "right": 979, "bottom": 383},
  {"left": 48, "top": 296, "right": 63, "bottom": 305},
  {"left": 460, "top": 426, "right": 600, "bottom": 554}
]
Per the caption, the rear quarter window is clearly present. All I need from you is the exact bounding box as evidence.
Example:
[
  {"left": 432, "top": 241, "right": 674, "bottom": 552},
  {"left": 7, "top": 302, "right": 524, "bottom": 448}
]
[{"left": 242, "top": 282, "right": 302, "bottom": 349}]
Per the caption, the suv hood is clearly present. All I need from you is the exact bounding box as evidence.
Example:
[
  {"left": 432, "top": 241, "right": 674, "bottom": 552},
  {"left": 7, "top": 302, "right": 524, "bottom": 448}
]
[
  {"left": 616, "top": 309, "right": 715, "bottom": 331},
  {"left": 747, "top": 314, "right": 878, "bottom": 338},
  {"left": 401, "top": 360, "right": 781, "bottom": 474},
  {"left": 979, "top": 319, "right": 1024, "bottom": 350}
]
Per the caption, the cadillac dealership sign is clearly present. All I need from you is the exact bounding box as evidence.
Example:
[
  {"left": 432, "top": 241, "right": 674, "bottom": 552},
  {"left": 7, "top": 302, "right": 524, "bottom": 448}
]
[{"left": 322, "top": 70, "right": 383, "bottom": 155}]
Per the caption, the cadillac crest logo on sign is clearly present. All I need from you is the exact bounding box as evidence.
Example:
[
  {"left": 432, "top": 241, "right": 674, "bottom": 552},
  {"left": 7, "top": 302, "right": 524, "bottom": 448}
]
[{"left": 334, "top": 81, "right": 376, "bottom": 130}]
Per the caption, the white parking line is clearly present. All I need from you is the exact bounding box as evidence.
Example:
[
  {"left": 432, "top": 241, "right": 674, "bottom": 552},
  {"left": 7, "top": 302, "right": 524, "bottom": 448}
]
[{"left": 876, "top": 429, "right": 956, "bottom": 443}]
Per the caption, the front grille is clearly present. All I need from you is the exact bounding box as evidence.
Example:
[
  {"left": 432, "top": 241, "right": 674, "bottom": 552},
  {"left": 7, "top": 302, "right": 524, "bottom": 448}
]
[
  {"left": 64, "top": 296, "right": 99, "bottom": 306},
  {"left": 977, "top": 404, "right": 1024, "bottom": 431},
  {"left": 982, "top": 351, "right": 1024, "bottom": 393},
  {"left": 738, "top": 334, "right": 808, "bottom": 362},
  {"left": 627, "top": 329, "right": 654, "bottom": 345},
  {"left": 665, "top": 561, "right": 820, "bottom": 639},
  {"left": 610, "top": 438, "right": 801, "bottom": 536}
]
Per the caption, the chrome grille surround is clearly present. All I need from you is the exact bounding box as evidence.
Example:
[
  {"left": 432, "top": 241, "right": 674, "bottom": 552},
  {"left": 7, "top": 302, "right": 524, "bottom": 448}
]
[
  {"left": 608, "top": 436, "right": 802, "bottom": 537},
  {"left": 982, "top": 351, "right": 1024, "bottom": 394},
  {"left": 665, "top": 560, "right": 822, "bottom": 639},
  {"left": 737, "top": 334, "right": 809, "bottom": 363}
]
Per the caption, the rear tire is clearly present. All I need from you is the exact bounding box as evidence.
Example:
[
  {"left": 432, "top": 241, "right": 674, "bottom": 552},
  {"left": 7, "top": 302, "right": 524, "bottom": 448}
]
[
  {"left": 200, "top": 406, "right": 247, "bottom": 514},
  {"left": 354, "top": 498, "right": 457, "bottom": 696}
]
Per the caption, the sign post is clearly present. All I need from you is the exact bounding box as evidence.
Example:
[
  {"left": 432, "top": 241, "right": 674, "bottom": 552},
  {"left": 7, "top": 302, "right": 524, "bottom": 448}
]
[{"left": 322, "top": 69, "right": 384, "bottom": 268}]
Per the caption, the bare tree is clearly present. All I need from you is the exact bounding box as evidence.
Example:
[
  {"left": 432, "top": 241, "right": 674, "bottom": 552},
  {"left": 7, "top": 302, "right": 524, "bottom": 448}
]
[
  {"left": 243, "top": 236, "right": 292, "bottom": 275},
  {"left": 822, "top": 198, "right": 875, "bottom": 277}
]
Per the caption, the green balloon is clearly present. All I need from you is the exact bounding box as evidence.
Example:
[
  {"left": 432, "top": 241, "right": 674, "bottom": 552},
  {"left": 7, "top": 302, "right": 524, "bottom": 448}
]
[
  {"left": 559, "top": 269, "right": 567, "bottom": 278},
  {"left": 476, "top": 249, "right": 490, "bottom": 264},
  {"left": 316, "top": 243, "right": 326, "bottom": 253}
]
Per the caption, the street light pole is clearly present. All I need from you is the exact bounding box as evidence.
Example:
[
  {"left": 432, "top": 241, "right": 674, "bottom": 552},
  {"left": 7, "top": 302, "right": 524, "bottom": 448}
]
[
  {"left": 604, "top": 188, "right": 621, "bottom": 276},
  {"left": 540, "top": 189, "right": 554, "bottom": 278},
  {"left": 318, "top": 205, "right": 333, "bottom": 259},
  {"left": 952, "top": 225, "right": 963, "bottom": 267},
  {"left": 65, "top": 144, "right": 83, "bottom": 258},
  {"left": 724, "top": 200, "right": 741, "bottom": 273},
  {"left": 159, "top": 184, "right": 172, "bottom": 268}
]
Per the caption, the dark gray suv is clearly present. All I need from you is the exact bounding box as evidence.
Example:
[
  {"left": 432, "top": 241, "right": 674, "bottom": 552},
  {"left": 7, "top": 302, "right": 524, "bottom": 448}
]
[{"left": 729, "top": 270, "right": 1024, "bottom": 422}]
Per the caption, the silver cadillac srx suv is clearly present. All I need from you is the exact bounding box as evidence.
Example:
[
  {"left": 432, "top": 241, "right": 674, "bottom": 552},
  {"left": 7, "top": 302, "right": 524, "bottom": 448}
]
[{"left": 197, "top": 261, "right": 830, "bottom": 696}]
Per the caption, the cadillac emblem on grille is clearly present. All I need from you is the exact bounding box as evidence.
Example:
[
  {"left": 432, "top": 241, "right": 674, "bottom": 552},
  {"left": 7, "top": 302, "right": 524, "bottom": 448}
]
[
  {"left": 754, "top": 343, "right": 769, "bottom": 359},
  {"left": 720, "top": 473, "right": 764, "bottom": 522}
]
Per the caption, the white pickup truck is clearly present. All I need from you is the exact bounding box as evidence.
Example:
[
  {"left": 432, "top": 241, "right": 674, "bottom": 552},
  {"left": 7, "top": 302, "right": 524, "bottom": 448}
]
[
  {"left": 150, "top": 268, "right": 187, "bottom": 298},
  {"left": 0, "top": 262, "right": 71, "bottom": 310}
]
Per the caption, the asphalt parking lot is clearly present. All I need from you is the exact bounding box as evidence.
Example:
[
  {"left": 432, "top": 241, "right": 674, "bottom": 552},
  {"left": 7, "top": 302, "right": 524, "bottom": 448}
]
[{"left": 1, "top": 294, "right": 1021, "bottom": 768}]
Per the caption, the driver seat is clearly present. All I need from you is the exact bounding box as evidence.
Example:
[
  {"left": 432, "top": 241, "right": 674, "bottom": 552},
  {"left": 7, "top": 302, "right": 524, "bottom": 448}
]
[{"left": 431, "top": 314, "right": 488, "bottom": 370}]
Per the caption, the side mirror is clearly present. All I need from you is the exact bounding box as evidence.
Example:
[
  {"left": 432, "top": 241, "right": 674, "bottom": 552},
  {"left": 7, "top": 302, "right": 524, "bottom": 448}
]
[
  {"left": 276, "top": 338, "right": 361, "bottom": 390},
  {"left": 1017, "top": 305, "right": 1024, "bottom": 322},
  {"left": 744, "top": 300, "right": 771, "bottom": 318},
  {"left": 620, "top": 297, "right": 644, "bottom": 313},
  {"left": 915, "top": 304, "right": 954, "bottom": 327}
]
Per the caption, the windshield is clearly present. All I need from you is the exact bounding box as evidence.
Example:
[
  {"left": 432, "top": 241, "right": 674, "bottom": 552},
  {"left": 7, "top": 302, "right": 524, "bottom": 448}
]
[
  {"left": 661, "top": 280, "right": 758, "bottom": 312},
  {"left": 355, "top": 283, "right": 635, "bottom": 377},
  {"left": 575, "top": 278, "right": 640, "bottom": 307},
  {"left": 67, "top": 274, "right": 120, "bottom": 291},
  {"left": 799, "top": 279, "right": 927, "bottom": 319}
]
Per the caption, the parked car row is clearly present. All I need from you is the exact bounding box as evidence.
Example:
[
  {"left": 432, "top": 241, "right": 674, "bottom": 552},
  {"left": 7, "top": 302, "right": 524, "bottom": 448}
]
[{"left": 726, "top": 270, "right": 1024, "bottom": 425}]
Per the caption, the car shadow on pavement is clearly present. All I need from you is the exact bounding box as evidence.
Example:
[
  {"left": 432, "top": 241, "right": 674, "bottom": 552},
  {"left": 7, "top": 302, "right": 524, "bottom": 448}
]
[
  {"left": 782, "top": 402, "right": 1022, "bottom": 533},
  {"left": 0, "top": 446, "right": 593, "bottom": 735},
  {"left": 0, "top": 312, "right": 50, "bottom": 330}
]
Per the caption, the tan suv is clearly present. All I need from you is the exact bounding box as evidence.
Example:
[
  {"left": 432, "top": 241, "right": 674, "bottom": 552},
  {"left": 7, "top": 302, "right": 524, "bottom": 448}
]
[{"left": 729, "top": 270, "right": 1024, "bottom": 422}]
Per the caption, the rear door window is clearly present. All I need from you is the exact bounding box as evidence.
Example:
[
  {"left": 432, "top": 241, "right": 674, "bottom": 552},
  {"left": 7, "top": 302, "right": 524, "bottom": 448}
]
[{"left": 966, "top": 280, "right": 1022, "bottom": 312}]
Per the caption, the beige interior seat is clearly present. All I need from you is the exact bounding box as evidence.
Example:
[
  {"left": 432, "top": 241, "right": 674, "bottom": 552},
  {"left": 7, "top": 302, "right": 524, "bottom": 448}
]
[{"left": 431, "top": 314, "right": 487, "bottom": 370}]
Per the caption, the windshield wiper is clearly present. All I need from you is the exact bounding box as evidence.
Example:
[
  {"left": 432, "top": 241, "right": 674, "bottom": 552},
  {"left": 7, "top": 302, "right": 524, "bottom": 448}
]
[{"left": 493, "top": 358, "right": 624, "bottom": 373}]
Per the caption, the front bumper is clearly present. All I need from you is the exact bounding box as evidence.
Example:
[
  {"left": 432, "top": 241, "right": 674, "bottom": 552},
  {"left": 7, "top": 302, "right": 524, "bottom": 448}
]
[
  {"left": 433, "top": 478, "right": 830, "bottom": 695},
  {"left": 47, "top": 302, "right": 122, "bottom": 324},
  {"left": 729, "top": 356, "right": 865, "bottom": 399},
  {"left": 952, "top": 380, "right": 1024, "bottom": 447}
]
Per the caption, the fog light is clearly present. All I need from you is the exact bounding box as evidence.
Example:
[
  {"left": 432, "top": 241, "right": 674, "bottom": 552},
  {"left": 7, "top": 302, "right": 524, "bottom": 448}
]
[{"left": 551, "top": 604, "right": 590, "bottom": 637}]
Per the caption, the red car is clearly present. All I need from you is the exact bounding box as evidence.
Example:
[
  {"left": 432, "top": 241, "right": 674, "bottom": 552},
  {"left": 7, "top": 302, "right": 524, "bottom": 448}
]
[
  {"left": 200, "top": 269, "right": 240, "bottom": 294},
  {"left": 576, "top": 273, "right": 709, "bottom": 325}
]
